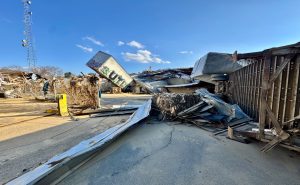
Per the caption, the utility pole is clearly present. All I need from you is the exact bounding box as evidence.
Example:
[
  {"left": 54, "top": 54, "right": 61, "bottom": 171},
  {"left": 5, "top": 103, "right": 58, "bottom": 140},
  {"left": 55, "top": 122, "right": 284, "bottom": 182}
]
[{"left": 22, "top": 0, "right": 37, "bottom": 71}]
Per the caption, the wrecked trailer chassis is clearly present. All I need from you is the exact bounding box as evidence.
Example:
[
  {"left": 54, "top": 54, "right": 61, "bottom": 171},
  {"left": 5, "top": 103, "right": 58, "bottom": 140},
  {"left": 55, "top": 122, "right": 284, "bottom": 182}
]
[{"left": 226, "top": 42, "right": 300, "bottom": 152}]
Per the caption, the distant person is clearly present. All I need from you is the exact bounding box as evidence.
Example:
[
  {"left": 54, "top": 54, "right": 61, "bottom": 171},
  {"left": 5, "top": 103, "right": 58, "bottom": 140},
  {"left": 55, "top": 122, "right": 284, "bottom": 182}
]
[
  {"left": 43, "top": 79, "right": 49, "bottom": 97},
  {"left": 98, "top": 88, "right": 101, "bottom": 108}
]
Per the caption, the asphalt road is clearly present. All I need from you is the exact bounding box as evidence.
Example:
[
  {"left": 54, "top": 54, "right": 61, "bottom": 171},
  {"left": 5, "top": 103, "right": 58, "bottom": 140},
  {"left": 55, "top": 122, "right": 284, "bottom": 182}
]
[
  {"left": 59, "top": 119, "right": 300, "bottom": 185},
  {"left": 0, "top": 115, "right": 130, "bottom": 184},
  {"left": 0, "top": 94, "right": 151, "bottom": 184}
]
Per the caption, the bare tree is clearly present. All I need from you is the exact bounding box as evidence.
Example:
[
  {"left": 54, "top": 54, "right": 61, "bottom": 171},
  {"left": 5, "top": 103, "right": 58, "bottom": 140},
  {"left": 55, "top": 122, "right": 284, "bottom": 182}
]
[
  {"left": 0, "top": 65, "right": 64, "bottom": 79},
  {"left": 0, "top": 65, "right": 26, "bottom": 72},
  {"left": 32, "top": 66, "right": 63, "bottom": 79}
]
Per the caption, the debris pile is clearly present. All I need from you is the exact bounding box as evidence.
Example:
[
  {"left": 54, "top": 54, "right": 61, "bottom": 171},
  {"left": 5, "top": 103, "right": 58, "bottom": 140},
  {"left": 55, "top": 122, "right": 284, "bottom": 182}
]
[
  {"left": 85, "top": 51, "right": 217, "bottom": 94},
  {"left": 153, "top": 93, "right": 201, "bottom": 117},
  {"left": 133, "top": 68, "right": 193, "bottom": 93},
  {"left": 196, "top": 88, "right": 249, "bottom": 123},
  {"left": 153, "top": 88, "right": 249, "bottom": 130},
  {"left": 54, "top": 74, "right": 100, "bottom": 109},
  {"left": 0, "top": 69, "right": 101, "bottom": 110},
  {"left": 0, "top": 69, "right": 44, "bottom": 98}
]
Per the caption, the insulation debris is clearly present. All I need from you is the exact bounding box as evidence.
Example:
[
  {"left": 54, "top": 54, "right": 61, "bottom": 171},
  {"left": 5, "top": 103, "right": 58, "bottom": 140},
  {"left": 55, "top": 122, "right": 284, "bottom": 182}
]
[
  {"left": 152, "top": 90, "right": 249, "bottom": 130},
  {"left": 152, "top": 93, "right": 201, "bottom": 117},
  {"left": 0, "top": 68, "right": 102, "bottom": 110},
  {"left": 54, "top": 74, "right": 101, "bottom": 109},
  {"left": 0, "top": 69, "right": 44, "bottom": 98}
]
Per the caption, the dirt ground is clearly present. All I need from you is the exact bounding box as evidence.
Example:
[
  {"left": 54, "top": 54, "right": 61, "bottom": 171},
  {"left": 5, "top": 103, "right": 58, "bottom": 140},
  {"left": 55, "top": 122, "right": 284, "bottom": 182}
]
[
  {"left": 0, "top": 98, "right": 69, "bottom": 142},
  {"left": 0, "top": 93, "right": 152, "bottom": 142}
]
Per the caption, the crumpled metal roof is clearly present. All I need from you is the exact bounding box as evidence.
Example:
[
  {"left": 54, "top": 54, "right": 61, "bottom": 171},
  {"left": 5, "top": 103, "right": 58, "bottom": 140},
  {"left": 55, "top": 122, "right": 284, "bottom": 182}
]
[{"left": 191, "top": 52, "right": 244, "bottom": 78}]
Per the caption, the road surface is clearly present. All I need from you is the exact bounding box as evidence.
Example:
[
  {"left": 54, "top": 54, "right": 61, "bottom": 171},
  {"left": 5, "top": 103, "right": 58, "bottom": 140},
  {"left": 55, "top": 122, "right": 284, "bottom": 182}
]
[
  {"left": 59, "top": 119, "right": 300, "bottom": 185},
  {"left": 0, "top": 94, "right": 151, "bottom": 184}
]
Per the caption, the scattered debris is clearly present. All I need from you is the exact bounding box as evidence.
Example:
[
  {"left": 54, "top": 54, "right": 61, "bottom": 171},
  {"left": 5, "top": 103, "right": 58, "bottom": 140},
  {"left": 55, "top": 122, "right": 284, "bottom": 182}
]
[
  {"left": 152, "top": 89, "right": 250, "bottom": 132},
  {"left": 5, "top": 42, "right": 300, "bottom": 185},
  {"left": 164, "top": 81, "right": 214, "bottom": 94},
  {"left": 3, "top": 42, "right": 300, "bottom": 162},
  {"left": 132, "top": 67, "right": 193, "bottom": 93},
  {"left": 54, "top": 74, "right": 101, "bottom": 109},
  {"left": 196, "top": 88, "right": 249, "bottom": 123},
  {"left": 227, "top": 126, "right": 251, "bottom": 144},
  {"left": 153, "top": 93, "right": 201, "bottom": 118},
  {"left": 0, "top": 69, "right": 45, "bottom": 98}
]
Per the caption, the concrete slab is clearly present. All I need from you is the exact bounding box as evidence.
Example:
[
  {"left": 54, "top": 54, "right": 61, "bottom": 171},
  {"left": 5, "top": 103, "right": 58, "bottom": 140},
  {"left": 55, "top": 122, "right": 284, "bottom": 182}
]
[{"left": 59, "top": 120, "right": 300, "bottom": 185}]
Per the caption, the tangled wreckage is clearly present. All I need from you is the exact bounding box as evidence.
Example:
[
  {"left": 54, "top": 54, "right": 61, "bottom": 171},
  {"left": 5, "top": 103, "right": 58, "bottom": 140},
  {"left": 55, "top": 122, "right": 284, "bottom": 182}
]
[
  {"left": 85, "top": 43, "right": 300, "bottom": 152},
  {"left": 5, "top": 42, "right": 300, "bottom": 184}
]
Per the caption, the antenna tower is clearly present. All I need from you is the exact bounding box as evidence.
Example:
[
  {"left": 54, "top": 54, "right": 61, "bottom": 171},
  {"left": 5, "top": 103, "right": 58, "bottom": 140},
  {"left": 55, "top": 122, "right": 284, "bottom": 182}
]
[{"left": 22, "top": 0, "right": 37, "bottom": 70}]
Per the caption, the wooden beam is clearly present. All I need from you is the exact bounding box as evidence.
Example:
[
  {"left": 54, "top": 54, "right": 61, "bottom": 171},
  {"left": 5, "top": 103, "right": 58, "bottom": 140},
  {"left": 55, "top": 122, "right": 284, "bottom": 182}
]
[
  {"left": 259, "top": 52, "right": 271, "bottom": 139},
  {"left": 268, "top": 56, "right": 292, "bottom": 86},
  {"left": 265, "top": 103, "right": 284, "bottom": 133}
]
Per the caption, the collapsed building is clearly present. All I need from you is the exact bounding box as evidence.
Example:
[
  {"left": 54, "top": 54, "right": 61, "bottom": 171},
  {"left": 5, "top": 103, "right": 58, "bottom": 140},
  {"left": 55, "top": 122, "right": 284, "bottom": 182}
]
[
  {"left": 86, "top": 51, "right": 227, "bottom": 94},
  {"left": 7, "top": 42, "right": 300, "bottom": 184},
  {"left": 224, "top": 42, "right": 300, "bottom": 152},
  {"left": 86, "top": 42, "right": 300, "bottom": 152},
  {"left": 1, "top": 42, "right": 299, "bottom": 152},
  {"left": 151, "top": 42, "right": 300, "bottom": 152}
]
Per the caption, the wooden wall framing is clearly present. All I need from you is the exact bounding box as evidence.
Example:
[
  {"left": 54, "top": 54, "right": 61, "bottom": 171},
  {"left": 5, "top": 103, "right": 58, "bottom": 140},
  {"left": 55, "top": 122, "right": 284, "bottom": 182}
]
[{"left": 226, "top": 42, "right": 300, "bottom": 150}]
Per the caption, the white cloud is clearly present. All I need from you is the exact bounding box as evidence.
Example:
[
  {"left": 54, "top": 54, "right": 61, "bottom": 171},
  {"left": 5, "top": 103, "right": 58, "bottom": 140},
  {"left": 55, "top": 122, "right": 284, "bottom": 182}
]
[
  {"left": 0, "top": 17, "right": 12, "bottom": 23},
  {"left": 83, "top": 36, "right": 104, "bottom": 46},
  {"left": 76, "top": 44, "right": 93, "bottom": 53},
  {"left": 127, "top": 40, "right": 144, "bottom": 49},
  {"left": 117, "top": 41, "right": 125, "bottom": 46},
  {"left": 179, "top": 50, "right": 193, "bottom": 54},
  {"left": 122, "top": 50, "right": 170, "bottom": 64}
]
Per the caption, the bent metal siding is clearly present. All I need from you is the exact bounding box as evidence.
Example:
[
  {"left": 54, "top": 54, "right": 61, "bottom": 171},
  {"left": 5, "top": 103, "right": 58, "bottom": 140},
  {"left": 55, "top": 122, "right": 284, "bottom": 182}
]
[{"left": 226, "top": 43, "right": 300, "bottom": 138}]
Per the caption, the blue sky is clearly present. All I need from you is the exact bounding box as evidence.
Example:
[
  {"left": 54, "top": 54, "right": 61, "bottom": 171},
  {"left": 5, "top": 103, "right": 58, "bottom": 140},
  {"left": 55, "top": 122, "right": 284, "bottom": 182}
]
[{"left": 0, "top": 0, "right": 300, "bottom": 74}]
